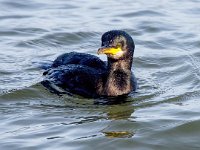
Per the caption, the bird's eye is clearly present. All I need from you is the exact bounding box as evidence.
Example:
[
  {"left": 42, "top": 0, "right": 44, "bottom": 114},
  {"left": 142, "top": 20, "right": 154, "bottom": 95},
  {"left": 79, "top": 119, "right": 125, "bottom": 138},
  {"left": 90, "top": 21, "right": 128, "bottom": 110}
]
[
  {"left": 120, "top": 41, "right": 124, "bottom": 47},
  {"left": 116, "top": 43, "right": 122, "bottom": 48}
]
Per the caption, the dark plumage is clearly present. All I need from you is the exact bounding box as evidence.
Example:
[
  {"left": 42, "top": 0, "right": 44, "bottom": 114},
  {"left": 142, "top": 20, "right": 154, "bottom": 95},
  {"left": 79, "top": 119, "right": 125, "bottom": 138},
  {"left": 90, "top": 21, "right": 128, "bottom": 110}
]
[
  {"left": 42, "top": 30, "right": 137, "bottom": 98},
  {"left": 51, "top": 52, "right": 107, "bottom": 70}
]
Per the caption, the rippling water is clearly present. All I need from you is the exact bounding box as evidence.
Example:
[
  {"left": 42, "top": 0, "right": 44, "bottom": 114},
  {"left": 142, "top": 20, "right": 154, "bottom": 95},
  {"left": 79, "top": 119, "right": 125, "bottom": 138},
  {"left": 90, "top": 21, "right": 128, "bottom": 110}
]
[{"left": 1, "top": 0, "right": 200, "bottom": 149}]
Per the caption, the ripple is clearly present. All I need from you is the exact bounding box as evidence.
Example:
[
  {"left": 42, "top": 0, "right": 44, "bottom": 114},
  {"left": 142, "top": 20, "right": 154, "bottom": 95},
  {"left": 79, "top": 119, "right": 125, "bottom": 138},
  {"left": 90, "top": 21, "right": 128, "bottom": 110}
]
[
  {"left": 187, "top": 8, "right": 200, "bottom": 16},
  {"left": 142, "top": 41, "right": 166, "bottom": 49},
  {"left": 1, "top": 0, "right": 200, "bottom": 149},
  {"left": 18, "top": 31, "right": 100, "bottom": 49},
  {"left": 137, "top": 21, "right": 177, "bottom": 33},
  {"left": 2, "top": 0, "right": 44, "bottom": 10},
  {"left": 0, "top": 30, "right": 32, "bottom": 37},
  {"left": 118, "top": 10, "right": 166, "bottom": 18},
  {"left": 0, "top": 15, "right": 31, "bottom": 20}
]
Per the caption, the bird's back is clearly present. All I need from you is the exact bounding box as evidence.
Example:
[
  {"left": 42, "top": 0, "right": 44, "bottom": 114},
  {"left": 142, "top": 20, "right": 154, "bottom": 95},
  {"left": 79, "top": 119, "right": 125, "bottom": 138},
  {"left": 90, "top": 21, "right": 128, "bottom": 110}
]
[
  {"left": 42, "top": 52, "right": 107, "bottom": 97},
  {"left": 52, "top": 52, "right": 107, "bottom": 70}
]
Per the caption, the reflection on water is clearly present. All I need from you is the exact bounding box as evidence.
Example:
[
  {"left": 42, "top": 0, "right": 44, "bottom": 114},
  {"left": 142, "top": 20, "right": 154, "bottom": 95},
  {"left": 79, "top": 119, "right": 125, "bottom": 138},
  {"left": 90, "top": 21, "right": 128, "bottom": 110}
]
[
  {"left": 103, "top": 131, "right": 134, "bottom": 138},
  {"left": 106, "top": 102, "right": 134, "bottom": 120},
  {"left": 1, "top": 0, "right": 200, "bottom": 149},
  {"left": 102, "top": 103, "right": 135, "bottom": 138}
]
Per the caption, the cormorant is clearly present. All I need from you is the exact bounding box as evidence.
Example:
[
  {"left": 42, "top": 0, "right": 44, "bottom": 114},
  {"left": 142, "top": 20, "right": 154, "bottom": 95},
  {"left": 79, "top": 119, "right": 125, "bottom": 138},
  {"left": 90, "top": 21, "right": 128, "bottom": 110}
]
[{"left": 42, "top": 30, "right": 137, "bottom": 98}]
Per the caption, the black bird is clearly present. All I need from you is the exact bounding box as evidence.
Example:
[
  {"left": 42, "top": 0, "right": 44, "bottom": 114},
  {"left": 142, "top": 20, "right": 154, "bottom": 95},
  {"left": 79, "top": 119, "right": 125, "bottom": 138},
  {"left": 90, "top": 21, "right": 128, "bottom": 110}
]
[{"left": 42, "top": 30, "right": 137, "bottom": 98}]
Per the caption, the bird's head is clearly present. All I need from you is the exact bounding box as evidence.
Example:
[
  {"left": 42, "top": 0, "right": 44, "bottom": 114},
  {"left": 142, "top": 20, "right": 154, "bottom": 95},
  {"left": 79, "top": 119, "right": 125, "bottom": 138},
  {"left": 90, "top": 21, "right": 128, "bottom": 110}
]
[{"left": 97, "top": 30, "right": 135, "bottom": 60}]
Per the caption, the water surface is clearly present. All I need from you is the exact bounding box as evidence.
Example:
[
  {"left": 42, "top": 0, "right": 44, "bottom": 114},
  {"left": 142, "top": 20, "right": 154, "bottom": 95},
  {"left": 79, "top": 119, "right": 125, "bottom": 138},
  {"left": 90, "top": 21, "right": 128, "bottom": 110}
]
[{"left": 0, "top": 0, "right": 200, "bottom": 149}]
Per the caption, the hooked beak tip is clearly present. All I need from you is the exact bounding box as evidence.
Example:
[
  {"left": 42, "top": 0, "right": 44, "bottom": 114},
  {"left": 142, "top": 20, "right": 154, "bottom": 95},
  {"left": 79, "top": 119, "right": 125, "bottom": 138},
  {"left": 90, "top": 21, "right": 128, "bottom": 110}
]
[{"left": 97, "top": 48, "right": 104, "bottom": 55}]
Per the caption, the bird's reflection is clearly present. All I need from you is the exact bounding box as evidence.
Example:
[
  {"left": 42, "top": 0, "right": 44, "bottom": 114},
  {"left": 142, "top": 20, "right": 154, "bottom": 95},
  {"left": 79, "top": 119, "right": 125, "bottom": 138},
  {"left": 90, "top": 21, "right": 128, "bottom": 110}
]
[
  {"left": 97, "top": 96, "right": 136, "bottom": 138},
  {"left": 41, "top": 87, "right": 136, "bottom": 139},
  {"left": 103, "top": 131, "right": 134, "bottom": 138},
  {"left": 94, "top": 95, "right": 130, "bottom": 105}
]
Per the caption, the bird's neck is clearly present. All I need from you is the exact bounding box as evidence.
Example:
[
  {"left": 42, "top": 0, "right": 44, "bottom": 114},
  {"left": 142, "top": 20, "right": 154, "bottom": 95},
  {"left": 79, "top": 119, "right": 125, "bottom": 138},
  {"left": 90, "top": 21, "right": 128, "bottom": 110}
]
[
  {"left": 108, "top": 57, "right": 132, "bottom": 71},
  {"left": 104, "top": 58, "right": 133, "bottom": 96}
]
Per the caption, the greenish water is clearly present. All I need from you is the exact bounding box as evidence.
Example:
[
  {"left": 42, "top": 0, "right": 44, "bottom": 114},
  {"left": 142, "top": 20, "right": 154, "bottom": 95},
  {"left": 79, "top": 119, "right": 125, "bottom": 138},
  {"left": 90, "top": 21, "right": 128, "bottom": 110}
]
[{"left": 0, "top": 0, "right": 200, "bottom": 149}]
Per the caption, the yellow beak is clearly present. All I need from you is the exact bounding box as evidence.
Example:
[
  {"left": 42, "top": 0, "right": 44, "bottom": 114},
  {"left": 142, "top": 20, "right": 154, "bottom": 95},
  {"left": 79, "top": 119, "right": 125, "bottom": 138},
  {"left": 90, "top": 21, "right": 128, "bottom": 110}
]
[{"left": 97, "top": 46, "right": 122, "bottom": 55}]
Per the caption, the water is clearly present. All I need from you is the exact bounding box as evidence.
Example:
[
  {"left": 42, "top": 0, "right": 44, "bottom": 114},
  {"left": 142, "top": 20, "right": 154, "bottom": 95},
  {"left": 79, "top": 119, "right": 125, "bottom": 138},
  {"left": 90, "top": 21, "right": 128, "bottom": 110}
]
[{"left": 0, "top": 0, "right": 200, "bottom": 149}]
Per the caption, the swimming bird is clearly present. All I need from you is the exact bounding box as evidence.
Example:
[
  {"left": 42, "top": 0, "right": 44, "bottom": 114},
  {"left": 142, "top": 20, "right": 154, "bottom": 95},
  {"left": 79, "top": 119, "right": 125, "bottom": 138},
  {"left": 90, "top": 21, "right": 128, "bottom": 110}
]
[{"left": 42, "top": 30, "right": 137, "bottom": 98}]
